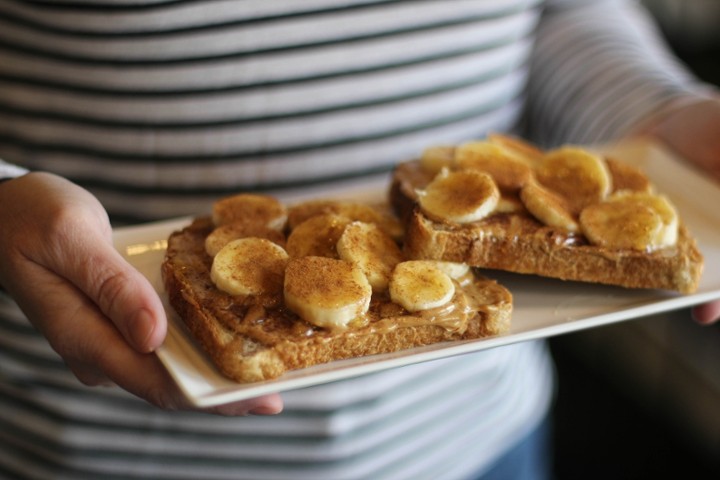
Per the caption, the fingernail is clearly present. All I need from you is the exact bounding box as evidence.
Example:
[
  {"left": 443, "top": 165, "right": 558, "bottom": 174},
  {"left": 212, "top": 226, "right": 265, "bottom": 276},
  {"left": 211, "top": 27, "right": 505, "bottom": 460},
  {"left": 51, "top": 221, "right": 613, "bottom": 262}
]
[
  {"left": 248, "top": 406, "right": 280, "bottom": 415},
  {"left": 130, "top": 309, "right": 156, "bottom": 352},
  {"left": 690, "top": 309, "right": 716, "bottom": 326},
  {"left": 249, "top": 406, "right": 281, "bottom": 416}
]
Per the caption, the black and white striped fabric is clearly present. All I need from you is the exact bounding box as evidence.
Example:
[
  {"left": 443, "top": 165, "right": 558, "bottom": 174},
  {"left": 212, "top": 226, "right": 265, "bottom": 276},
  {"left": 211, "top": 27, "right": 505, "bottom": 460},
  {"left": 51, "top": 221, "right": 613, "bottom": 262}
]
[
  {"left": 0, "top": 0, "right": 541, "bottom": 223},
  {"left": 0, "top": 0, "right": 709, "bottom": 479}
]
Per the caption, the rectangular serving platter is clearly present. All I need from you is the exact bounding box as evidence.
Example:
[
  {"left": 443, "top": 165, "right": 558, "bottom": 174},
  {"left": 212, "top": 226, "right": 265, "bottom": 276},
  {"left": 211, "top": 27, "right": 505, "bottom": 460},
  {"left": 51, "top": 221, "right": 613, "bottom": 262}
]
[{"left": 113, "top": 140, "right": 720, "bottom": 407}]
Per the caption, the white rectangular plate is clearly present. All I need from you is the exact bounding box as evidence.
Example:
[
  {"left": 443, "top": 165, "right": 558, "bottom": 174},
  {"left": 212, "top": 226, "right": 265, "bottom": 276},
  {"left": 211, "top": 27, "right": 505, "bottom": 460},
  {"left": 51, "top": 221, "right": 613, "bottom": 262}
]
[{"left": 113, "top": 140, "right": 720, "bottom": 407}]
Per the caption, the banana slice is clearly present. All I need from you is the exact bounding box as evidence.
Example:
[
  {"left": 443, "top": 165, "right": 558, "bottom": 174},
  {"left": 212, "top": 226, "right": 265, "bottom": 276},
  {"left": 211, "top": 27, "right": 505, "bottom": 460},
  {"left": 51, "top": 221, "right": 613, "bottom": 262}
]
[
  {"left": 210, "top": 238, "right": 289, "bottom": 296},
  {"left": 580, "top": 202, "right": 662, "bottom": 251},
  {"left": 285, "top": 213, "right": 350, "bottom": 258},
  {"left": 419, "top": 145, "right": 455, "bottom": 175},
  {"left": 494, "top": 193, "right": 527, "bottom": 214},
  {"left": 284, "top": 256, "right": 372, "bottom": 330},
  {"left": 205, "top": 223, "right": 286, "bottom": 257},
  {"left": 605, "top": 157, "right": 653, "bottom": 193},
  {"left": 520, "top": 181, "right": 579, "bottom": 232},
  {"left": 454, "top": 141, "right": 533, "bottom": 191},
  {"left": 488, "top": 132, "right": 544, "bottom": 162},
  {"left": 389, "top": 261, "right": 456, "bottom": 312},
  {"left": 417, "top": 168, "right": 500, "bottom": 223},
  {"left": 410, "top": 260, "right": 470, "bottom": 280},
  {"left": 536, "top": 146, "right": 612, "bottom": 215},
  {"left": 640, "top": 193, "right": 679, "bottom": 246},
  {"left": 336, "top": 221, "right": 404, "bottom": 293},
  {"left": 579, "top": 191, "right": 678, "bottom": 251},
  {"left": 212, "top": 193, "right": 288, "bottom": 230},
  {"left": 287, "top": 200, "right": 403, "bottom": 241}
]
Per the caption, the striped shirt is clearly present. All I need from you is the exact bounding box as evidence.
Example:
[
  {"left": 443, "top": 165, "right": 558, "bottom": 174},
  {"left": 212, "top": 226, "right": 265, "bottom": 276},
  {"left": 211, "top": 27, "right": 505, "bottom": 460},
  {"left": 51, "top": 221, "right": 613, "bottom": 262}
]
[{"left": 0, "top": 1, "right": 708, "bottom": 479}]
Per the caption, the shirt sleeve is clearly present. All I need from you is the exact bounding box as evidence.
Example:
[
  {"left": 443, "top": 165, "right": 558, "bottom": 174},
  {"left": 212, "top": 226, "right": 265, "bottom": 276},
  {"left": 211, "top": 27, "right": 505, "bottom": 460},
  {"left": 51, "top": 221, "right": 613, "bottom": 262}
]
[
  {"left": 0, "top": 159, "right": 28, "bottom": 181},
  {"left": 525, "top": 0, "right": 717, "bottom": 147}
]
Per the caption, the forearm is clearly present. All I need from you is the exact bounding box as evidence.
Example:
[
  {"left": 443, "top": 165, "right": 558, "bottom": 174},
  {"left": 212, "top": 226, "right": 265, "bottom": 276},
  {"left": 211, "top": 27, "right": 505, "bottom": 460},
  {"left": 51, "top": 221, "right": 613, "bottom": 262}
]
[{"left": 525, "top": 0, "right": 715, "bottom": 146}]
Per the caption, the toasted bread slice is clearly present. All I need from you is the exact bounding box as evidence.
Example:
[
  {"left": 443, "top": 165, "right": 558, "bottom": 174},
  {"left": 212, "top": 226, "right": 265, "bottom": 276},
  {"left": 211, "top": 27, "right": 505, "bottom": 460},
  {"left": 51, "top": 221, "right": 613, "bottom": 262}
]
[
  {"left": 162, "top": 198, "right": 512, "bottom": 383},
  {"left": 390, "top": 138, "right": 703, "bottom": 294}
]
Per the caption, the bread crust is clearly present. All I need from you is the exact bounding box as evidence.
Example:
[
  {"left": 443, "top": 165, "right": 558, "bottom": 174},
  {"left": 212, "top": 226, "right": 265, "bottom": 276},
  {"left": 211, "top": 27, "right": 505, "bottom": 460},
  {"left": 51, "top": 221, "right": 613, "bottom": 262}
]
[
  {"left": 162, "top": 215, "right": 512, "bottom": 383},
  {"left": 391, "top": 160, "right": 704, "bottom": 294}
]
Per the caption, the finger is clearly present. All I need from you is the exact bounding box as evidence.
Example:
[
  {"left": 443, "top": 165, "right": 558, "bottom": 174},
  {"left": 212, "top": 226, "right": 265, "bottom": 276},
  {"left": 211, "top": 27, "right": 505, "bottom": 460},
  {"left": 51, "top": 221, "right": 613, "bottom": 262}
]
[
  {"left": 53, "top": 293, "right": 284, "bottom": 414},
  {"left": 65, "top": 359, "right": 115, "bottom": 387},
  {"left": 14, "top": 249, "right": 284, "bottom": 415},
  {"left": 53, "top": 230, "right": 167, "bottom": 354},
  {"left": 691, "top": 302, "right": 720, "bottom": 325},
  {"left": 92, "top": 333, "right": 283, "bottom": 414},
  {"left": 205, "top": 393, "right": 284, "bottom": 416},
  {"left": 10, "top": 263, "right": 174, "bottom": 402}
]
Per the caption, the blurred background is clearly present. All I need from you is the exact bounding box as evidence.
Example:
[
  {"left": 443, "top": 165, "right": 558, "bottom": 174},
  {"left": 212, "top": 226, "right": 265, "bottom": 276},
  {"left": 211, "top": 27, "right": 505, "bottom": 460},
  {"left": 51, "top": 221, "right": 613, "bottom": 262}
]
[{"left": 549, "top": 2, "right": 720, "bottom": 478}]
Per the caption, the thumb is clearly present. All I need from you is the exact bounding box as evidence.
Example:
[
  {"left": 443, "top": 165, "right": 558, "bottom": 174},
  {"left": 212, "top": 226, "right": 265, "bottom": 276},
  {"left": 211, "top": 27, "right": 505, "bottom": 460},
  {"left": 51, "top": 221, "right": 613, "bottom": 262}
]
[
  {"left": 61, "top": 232, "right": 167, "bottom": 353},
  {"left": 90, "top": 249, "right": 167, "bottom": 353}
]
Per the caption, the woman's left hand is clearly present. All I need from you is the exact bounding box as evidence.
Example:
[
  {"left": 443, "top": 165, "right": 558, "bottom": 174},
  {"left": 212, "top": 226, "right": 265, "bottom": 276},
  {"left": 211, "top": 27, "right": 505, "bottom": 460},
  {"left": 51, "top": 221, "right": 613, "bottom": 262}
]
[{"left": 642, "top": 95, "right": 720, "bottom": 324}]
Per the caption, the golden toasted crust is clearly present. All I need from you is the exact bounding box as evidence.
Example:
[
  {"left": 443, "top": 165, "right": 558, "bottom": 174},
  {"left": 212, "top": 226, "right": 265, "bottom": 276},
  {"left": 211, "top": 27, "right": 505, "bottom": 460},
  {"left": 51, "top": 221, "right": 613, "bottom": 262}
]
[
  {"left": 162, "top": 215, "right": 512, "bottom": 383},
  {"left": 391, "top": 160, "right": 704, "bottom": 294}
]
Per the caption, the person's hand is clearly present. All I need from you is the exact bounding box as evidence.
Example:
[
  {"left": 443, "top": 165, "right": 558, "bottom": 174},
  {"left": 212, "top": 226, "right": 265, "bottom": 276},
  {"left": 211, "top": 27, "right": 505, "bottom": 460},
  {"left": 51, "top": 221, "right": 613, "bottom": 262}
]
[
  {"left": 0, "top": 172, "right": 283, "bottom": 415},
  {"left": 646, "top": 96, "right": 720, "bottom": 182},
  {"left": 642, "top": 95, "right": 720, "bottom": 325}
]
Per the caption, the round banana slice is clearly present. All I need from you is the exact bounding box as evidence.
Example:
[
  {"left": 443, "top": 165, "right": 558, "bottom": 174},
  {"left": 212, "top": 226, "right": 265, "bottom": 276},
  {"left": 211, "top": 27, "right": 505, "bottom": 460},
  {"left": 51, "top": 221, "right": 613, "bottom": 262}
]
[
  {"left": 287, "top": 200, "right": 403, "bottom": 241},
  {"left": 580, "top": 202, "right": 661, "bottom": 251},
  {"left": 205, "top": 223, "right": 286, "bottom": 257},
  {"left": 454, "top": 141, "right": 533, "bottom": 191},
  {"left": 494, "top": 193, "right": 527, "bottom": 214},
  {"left": 417, "top": 168, "right": 500, "bottom": 224},
  {"left": 389, "top": 261, "right": 456, "bottom": 312},
  {"left": 579, "top": 191, "right": 678, "bottom": 251},
  {"left": 643, "top": 193, "right": 679, "bottom": 246},
  {"left": 409, "top": 260, "right": 470, "bottom": 280},
  {"left": 536, "top": 146, "right": 612, "bottom": 214},
  {"left": 336, "top": 221, "right": 404, "bottom": 293},
  {"left": 285, "top": 213, "right": 350, "bottom": 258},
  {"left": 605, "top": 157, "right": 653, "bottom": 193},
  {"left": 419, "top": 145, "right": 455, "bottom": 175},
  {"left": 212, "top": 193, "right": 288, "bottom": 230},
  {"left": 284, "top": 256, "right": 372, "bottom": 330},
  {"left": 520, "top": 181, "right": 579, "bottom": 232},
  {"left": 488, "top": 132, "right": 544, "bottom": 162},
  {"left": 210, "top": 238, "right": 289, "bottom": 296}
]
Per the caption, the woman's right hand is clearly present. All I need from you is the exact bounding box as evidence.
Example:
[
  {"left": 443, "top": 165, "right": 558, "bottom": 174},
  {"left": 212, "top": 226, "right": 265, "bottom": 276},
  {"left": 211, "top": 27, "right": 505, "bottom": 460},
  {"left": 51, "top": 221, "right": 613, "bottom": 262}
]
[{"left": 0, "top": 172, "right": 282, "bottom": 415}]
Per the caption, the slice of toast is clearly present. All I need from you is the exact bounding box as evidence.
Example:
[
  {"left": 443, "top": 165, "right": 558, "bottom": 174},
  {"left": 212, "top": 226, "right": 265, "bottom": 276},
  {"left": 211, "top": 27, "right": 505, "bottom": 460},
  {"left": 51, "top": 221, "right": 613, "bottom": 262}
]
[
  {"left": 161, "top": 197, "right": 512, "bottom": 383},
  {"left": 390, "top": 136, "right": 704, "bottom": 294}
]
